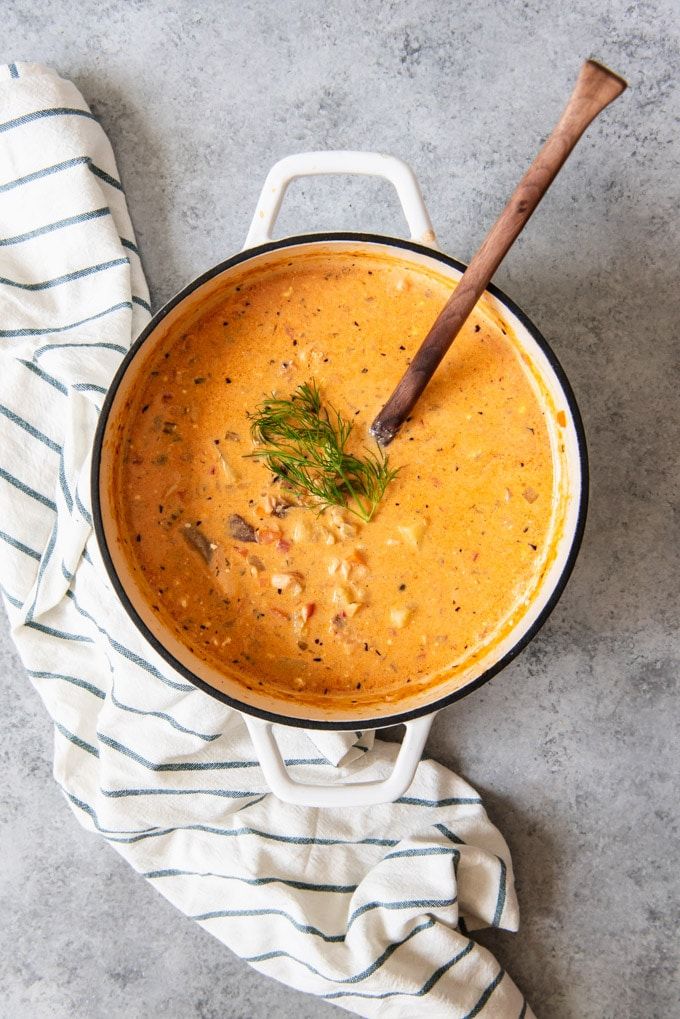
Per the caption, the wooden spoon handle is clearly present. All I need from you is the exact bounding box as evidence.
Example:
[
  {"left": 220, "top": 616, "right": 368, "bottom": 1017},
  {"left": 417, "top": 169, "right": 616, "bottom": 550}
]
[{"left": 370, "top": 59, "right": 627, "bottom": 446}]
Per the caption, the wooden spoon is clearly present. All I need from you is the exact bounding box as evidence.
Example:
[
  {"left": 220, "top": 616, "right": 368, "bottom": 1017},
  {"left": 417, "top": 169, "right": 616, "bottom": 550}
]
[{"left": 370, "top": 58, "right": 627, "bottom": 446}]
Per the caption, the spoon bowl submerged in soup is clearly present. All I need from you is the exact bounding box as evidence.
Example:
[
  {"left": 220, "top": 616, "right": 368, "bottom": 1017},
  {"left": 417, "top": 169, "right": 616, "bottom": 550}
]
[{"left": 107, "top": 247, "right": 566, "bottom": 717}]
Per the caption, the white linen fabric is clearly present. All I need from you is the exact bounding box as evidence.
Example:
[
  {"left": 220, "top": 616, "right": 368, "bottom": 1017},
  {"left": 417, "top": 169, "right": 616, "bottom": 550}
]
[{"left": 0, "top": 62, "right": 534, "bottom": 1018}]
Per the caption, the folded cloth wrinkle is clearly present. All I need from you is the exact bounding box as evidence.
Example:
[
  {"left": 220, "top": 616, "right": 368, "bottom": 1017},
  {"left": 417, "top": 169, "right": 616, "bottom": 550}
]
[{"left": 0, "top": 61, "right": 535, "bottom": 1018}]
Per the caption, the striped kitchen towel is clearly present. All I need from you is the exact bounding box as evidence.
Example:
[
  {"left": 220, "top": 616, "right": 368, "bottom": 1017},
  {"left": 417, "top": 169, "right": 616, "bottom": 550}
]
[{"left": 0, "top": 62, "right": 534, "bottom": 1018}]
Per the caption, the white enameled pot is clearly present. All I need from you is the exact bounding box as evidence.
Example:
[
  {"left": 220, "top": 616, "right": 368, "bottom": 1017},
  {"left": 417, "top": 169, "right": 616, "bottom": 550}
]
[{"left": 93, "top": 152, "right": 588, "bottom": 808}]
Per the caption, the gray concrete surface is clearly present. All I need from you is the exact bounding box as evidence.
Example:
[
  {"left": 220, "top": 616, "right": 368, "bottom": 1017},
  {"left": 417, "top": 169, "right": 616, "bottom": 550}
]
[{"left": 1, "top": 1, "right": 679, "bottom": 1016}]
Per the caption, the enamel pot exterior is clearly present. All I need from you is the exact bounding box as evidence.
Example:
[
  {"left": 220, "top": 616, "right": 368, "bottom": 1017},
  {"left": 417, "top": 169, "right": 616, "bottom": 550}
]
[{"left": 92, "top": 153, "right": 588, "bottom": 805}]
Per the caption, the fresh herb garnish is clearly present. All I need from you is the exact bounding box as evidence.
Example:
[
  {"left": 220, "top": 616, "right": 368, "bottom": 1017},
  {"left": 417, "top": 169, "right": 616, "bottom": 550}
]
[{"left": 246, "top": 380, "right": 399, "bottom": 522}]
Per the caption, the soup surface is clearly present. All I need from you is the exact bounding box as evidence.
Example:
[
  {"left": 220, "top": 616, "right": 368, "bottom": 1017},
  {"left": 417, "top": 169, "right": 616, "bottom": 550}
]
[{"left": 113, "top": 250, "right": 558, "bottom": 710}]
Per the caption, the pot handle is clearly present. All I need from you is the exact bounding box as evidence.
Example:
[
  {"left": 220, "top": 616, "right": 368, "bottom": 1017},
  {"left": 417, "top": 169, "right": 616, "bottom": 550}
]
[
  {"left": 244, "top": 150, "right": 437, "bottom": 249},
  {"left": 244, "top": 712, "right": 434, "bottom": 807}
]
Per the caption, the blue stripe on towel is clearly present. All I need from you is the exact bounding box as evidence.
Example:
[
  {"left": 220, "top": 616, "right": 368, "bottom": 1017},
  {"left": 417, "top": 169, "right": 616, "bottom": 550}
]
[
  {"left": 0, "top": 208, "right": 110, "bottom": 245},
  {"left": 65, "top": 588, "right": 195, "bottom": 693},
  {"left": 144, "top": 868, "right": 356, "bottom": 894},
  {"left": 54, "top": 720, "right": 99, "bottom": 757},
  {"left": 96, "top": 731, "right": 326, "bottom": 772},
  {"left": 0, "top": 402, "right": 60, "bottom": 451},
  {"left": 0, "top": 528, "right": 41, "bottom": 560},
  {"left": 0, "top": 106, "right": 96, "bottom": 134},
  {"left": 87, "top": 161, "right": 124, "bottom": 191},
  {"left": 101, "top": 787, "right": 263, "bottom": 800},
  {"left": 383, "top": 846, "right": 460, "bottom": 863},
  {"left": 194, "top": 906, "right": 346, "bottom": 943},
  {"left": 0, "top": 155, "right": 124, "bottom": 192},
  {"left": 25, "top": 619, "right": 94, "bottom": 642},
  {"left": 58, "top": 455, "right": 74, "bottom": 513},
  {"left": 19, "top": 358, "right": 68, "bottom": 394},
  {"left": 25, "top": 517, "right": 58, "bottom": 622},
  {"left": 246, "top": 917, "right": 436, "bottom": 985},
  {"left": 72, "top": 381, "right": 108, "bottom": 395},
  {"left": 492, "top": 857, "right": 507, "bottom": 927},
  {"left": 34, "top": 337, "right": 128, "bottom": 356},
  {"left": 347, "top": 896, "right": 457, "bottom": 930},
  {"left": 74, "top": 486, "right": 93, "bottom": 524},
  {"left": 29, "top": 668, "right": 106, "bottom": 700},
  {"left": 120, "top": 237, "right": 140, "bottom": 254},
  {"left": 434, "top": 822, "right": 467, "bottom": 844},
  {"left": 462, "top": 968, "right": 505, "bottom": 1017},
  {"left": 0, "top": 301, "right": 132, "bottom": 338},
  {"left": 0, "top": 465, "right": 57, "bottom": 511},
  {"left": 396, "top": 794, "right": 482, "bottom": 807},
  {"left": 0, "top": 583, "right": 23, "bottom": 608},
  {"left": 109, "top": 686, "right": 220, "bottom": 742},
  {"left": 323, "top": 939, "right": 475, "bottom": 1001},
  {"left": 65, "top": 794, "right": 399, "bottom": 848},
  {"left": 0, "top": 256, "right": 128, "bottom": 290}
]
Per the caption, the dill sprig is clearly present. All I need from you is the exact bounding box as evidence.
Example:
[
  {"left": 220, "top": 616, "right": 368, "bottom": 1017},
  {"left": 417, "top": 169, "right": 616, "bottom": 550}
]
[{"left": 246, "top": 380, "right": 399, "bottom": 522}]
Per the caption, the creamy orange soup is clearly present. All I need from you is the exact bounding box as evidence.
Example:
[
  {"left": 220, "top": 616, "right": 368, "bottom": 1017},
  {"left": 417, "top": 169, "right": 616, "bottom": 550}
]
[{"left": 113, "top": 250, "right": 557, "bottom": 710}]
